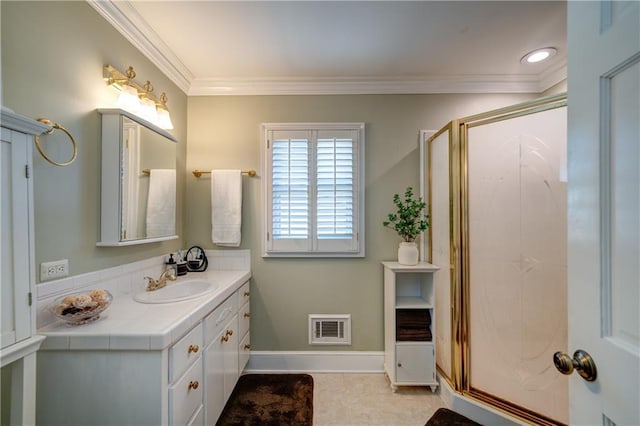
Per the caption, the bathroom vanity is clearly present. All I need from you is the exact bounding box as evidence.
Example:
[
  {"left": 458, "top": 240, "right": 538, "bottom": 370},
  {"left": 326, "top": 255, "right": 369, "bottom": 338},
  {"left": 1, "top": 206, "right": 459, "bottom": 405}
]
[{"left": 36, "top": 269, "right": 251, "bottom": 426}]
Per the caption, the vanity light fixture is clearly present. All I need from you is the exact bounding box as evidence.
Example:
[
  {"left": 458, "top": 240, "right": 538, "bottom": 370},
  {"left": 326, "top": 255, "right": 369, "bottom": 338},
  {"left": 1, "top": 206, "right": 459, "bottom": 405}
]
[
  {"left": 138, "top": 81, "right": 159, "bottom": 124},
  {"left": 104, "top": 65, "right": 174, "bottom": 130},
  {"left": 156, "top": 93, "right": 174, "bottom": 130},
  {"left": 115, "top": 66, "right": 141, "bottom": 112},
  {"left": 520, "top": 47, "right": 557, "bottom": 64}
]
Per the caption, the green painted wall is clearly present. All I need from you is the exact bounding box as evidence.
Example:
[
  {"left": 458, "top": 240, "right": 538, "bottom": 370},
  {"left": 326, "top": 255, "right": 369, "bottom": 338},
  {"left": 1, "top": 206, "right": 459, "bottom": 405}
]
[
  {"left": 186, "top": 93, "right": 534, "bottom": 351},
  {"left": 1, "top": 1, "right": 188, "bottom": 279}
]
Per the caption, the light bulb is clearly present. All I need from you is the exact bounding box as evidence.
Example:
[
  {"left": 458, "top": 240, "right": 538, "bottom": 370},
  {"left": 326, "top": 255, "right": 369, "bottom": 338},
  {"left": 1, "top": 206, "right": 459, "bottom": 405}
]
[
  {"left": 520, "top": 47, "right": 557, "bottom": 65},
  {"left": 156, "top": 107, "right": 174, "bottom": 130},
  {"left": 117, "top": 84, "right": 141, "bottom": 114},
  {"left": 138, "top": 97, "right": 158, "bottom": 123}
]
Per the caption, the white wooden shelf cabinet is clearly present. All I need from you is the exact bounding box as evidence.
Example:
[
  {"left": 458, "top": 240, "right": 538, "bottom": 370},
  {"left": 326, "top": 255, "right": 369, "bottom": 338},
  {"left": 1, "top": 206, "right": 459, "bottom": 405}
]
[{"left": 382, "top": 261, "right": 439, "bottom": 392}]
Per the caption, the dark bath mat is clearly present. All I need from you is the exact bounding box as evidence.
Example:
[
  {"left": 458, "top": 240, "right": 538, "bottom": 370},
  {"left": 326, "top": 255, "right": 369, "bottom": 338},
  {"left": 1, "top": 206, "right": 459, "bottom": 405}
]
[
  {"left": 216, "top": 373, "right": 314, "bottom": 426},
  {"left": 426, "top": 408, "right": 482, "bottom": 426}
]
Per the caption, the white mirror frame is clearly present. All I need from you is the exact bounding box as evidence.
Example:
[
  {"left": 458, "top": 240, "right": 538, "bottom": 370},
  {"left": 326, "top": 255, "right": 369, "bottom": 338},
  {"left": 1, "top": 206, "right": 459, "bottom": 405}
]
[{"left": 97, "top": 108, "right": 178, "bottom": 246}]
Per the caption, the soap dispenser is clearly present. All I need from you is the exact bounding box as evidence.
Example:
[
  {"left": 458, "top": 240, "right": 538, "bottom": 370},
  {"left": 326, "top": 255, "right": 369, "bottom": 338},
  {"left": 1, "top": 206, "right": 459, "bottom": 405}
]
[{"left": 165, "top": 253, "right": 178, "bottom": 276}]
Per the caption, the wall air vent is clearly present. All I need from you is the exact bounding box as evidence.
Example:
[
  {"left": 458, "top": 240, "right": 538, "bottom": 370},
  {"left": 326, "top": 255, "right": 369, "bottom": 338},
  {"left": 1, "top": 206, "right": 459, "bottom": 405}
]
[{"left": 309, "top": 314, "right": 351, "bottom": 345}]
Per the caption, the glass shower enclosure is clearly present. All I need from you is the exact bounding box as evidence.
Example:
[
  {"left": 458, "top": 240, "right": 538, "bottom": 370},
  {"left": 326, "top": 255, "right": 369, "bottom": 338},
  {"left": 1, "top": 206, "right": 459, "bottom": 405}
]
[{"left": 423, "top": 94, "right": 568, "bottom": 425}]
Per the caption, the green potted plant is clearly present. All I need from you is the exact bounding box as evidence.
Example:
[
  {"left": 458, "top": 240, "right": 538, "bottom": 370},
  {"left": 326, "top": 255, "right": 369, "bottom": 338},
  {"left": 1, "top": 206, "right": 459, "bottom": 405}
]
[{"left": 383, "top": 186, "right": 429, "bottom": 265}]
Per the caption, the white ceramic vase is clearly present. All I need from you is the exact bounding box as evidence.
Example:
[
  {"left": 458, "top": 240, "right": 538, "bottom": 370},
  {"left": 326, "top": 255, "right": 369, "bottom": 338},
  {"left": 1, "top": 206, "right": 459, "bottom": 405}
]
[{"left": 398, "top": 242, "right": 419, "bottom": 265}]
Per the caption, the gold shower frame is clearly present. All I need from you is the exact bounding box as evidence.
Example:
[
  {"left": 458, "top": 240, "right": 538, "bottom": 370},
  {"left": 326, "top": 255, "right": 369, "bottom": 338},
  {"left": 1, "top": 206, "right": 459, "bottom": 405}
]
[{"left": 426, "top": 93, "right": 568, "bottom": 426}]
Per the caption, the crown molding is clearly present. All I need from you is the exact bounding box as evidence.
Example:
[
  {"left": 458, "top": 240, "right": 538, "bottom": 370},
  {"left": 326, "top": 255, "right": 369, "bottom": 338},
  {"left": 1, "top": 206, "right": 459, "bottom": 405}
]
[
  {"left": 89, "top": 0, "right": 566, "bottom": 97},
  {"left": 188, "top": 75, "right": 548, "bottom": 96},
  {"left": 87, "top": 0, "right": 193, "bottom": 94},
  {"left": 538, "top": 59, "right": 568, "bottom": 92}
]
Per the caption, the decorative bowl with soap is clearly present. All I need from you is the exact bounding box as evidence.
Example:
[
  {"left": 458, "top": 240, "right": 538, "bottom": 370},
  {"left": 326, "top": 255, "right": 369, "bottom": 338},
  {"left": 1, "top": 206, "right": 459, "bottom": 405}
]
[{"left": 51, "top": 289, "right": 112, "bottom": 325}]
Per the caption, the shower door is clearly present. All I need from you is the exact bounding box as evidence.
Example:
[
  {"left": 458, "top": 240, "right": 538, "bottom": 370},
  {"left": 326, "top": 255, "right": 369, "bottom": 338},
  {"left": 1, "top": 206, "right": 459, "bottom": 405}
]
[
  {"left": 465, "top": 105, "right": 568, "bottom": 424},
  {"left": 424, "top": 125, "right": 456, "bottom": 387},
  {"left": 425, "top": 95, "right": 569, "bottom": 425}
]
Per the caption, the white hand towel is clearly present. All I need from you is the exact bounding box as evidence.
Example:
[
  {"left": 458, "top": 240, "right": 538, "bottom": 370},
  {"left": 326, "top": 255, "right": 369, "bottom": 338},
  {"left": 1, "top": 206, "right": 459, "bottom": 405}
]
[
  {"left": 211, "top": 169, "right": 242, "bottom": 247},
  {"left": 146, "top": 169, "right": 176, "bottom": 237}
]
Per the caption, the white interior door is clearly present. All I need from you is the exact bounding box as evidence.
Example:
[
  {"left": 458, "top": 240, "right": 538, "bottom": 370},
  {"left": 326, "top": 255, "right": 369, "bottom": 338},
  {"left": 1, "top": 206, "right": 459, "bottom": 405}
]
[{"left": 566, "top": 2, "right": 639, "bottom": 424}]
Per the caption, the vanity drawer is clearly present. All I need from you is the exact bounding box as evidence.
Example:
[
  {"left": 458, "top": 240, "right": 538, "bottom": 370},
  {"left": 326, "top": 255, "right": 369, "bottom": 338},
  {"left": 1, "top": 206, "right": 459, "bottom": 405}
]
[
  {"left": 204, "top": 294, "right": 237, "bottom": 346},
  {"left": 170, "top": 357, "right": 203, "bottom": 426},
  {"left": 186, "top": 403, "right": 204, "bottom": 426},
  {"left": 170, "top": 323, "right": 203, "bottom": 383},
  {"left": 239, "top": 300, "right": 250, "bottom": 339},
  {"left": 237, "top": 281, "right": 250, "bottom": 307},
  {"left": 239, "top": 332, "right": 250, "bottom": 373}
]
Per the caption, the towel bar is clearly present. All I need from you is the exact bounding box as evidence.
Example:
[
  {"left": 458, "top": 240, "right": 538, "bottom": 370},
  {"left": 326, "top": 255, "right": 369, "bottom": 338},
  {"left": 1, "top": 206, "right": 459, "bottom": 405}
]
[{"left": 192, "top": 169, "right": 256, "bottom": 178}]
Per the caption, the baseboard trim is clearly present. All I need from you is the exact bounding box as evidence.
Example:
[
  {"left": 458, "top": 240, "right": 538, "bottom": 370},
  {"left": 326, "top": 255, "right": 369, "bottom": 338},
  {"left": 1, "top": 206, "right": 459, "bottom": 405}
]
[
  {"left": 244, "top": 351, "right": 385, "bottom": 373},
  {"left": 438, "top": 375, "right": 524, "bottom": 426}
]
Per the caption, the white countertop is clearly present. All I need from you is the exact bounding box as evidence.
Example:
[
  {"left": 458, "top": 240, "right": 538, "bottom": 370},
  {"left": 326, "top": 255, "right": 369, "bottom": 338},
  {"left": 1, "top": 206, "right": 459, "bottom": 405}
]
[{"left": 38, "top": 269, "right": 251, "bottom": 351}]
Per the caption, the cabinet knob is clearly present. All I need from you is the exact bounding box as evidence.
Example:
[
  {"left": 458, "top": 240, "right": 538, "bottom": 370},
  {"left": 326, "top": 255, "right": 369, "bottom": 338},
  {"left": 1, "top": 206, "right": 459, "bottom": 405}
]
[
  {"left": 243, "top": 291, "right": 250, "bottom": 297},
  {"left": 220, "top": 329, "right": 234, "bottom": 343},
  {"left": 244, "top": 344, "right": 251, "bottom": 350},
  {"left": 397, "top": 363, "right": 402, "bottom": 367},
  {"left": 244, "top": 312, "right": 251, "bottom": 318},
  {"left": 188, "top": 381, "right": 199, "bottom": 390},
  {"left": 188, "top": 344, "right": 199, "bottom": 354}
]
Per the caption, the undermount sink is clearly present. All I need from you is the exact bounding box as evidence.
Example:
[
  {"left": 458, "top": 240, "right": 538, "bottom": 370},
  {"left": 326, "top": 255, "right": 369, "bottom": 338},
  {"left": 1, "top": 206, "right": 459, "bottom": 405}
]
[{"left": 133, "top": 279, "right": 217, "bottom": 304}]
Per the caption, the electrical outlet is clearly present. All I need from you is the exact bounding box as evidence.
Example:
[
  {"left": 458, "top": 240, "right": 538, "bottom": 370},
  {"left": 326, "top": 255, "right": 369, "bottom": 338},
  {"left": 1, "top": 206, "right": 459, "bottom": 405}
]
[{"left": 40, "top": 259, "right": 69, "bottom": 281}]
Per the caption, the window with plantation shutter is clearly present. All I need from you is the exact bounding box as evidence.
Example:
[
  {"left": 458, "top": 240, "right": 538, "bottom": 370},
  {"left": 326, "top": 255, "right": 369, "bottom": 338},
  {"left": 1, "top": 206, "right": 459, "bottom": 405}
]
[{"left": 262, "top": 123, "right": 365, "bottom": 257}]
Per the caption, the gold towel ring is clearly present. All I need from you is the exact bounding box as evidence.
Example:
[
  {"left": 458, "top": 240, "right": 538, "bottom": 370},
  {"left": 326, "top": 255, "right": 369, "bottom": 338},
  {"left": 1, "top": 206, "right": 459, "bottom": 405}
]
[{"left": 34, "top": 118, "right": 78, "bottom": 166}]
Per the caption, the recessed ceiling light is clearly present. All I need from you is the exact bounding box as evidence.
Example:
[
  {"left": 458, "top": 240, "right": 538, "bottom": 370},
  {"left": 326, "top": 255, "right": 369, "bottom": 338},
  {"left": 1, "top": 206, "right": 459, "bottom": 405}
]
[{"left": 521, "top": 47, "right": 557, "bottom": 64}]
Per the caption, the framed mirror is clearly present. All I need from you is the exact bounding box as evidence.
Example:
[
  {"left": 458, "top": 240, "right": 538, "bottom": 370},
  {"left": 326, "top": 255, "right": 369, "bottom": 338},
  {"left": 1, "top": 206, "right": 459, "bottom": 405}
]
[{"left": 97, "top": 109, "right": 178, "bottom": 246}]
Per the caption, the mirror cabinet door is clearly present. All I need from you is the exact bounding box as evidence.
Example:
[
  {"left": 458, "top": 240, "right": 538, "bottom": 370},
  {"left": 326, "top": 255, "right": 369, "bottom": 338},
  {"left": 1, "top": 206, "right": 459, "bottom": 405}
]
[{"left": 98, "top": 109, "right": 178, "bottom": 246}]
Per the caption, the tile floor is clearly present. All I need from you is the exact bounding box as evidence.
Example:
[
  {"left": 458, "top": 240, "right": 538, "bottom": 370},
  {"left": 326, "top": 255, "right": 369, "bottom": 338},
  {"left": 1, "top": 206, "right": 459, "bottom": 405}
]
[{"left": 311, "top": 373, "right": 446, "bottom": 426}]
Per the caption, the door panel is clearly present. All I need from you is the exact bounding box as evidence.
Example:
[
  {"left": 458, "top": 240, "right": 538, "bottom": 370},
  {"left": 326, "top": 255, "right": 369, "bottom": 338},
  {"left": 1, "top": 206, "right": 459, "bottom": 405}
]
[
  {"left": 567, "top": 1, "right": 639, "bottom": 424},
  {"left": 608, "top": 58, "right": 639, "bottom": 352}
]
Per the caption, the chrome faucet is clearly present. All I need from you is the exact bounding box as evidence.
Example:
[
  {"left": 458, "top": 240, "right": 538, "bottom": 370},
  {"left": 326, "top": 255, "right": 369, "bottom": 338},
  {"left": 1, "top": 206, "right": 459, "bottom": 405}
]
[{"left": 144, "top": 269, "right": 177, "bottom": 291}]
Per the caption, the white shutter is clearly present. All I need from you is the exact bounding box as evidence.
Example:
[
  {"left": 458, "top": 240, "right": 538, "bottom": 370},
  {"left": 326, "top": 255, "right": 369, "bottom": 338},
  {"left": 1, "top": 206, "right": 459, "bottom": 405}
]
[
  {"left": 263, "top": 123, "right": 364, "bottom": 257},
  {"left": 316, "top": 130, "right": 358, "bottom": 252},
  {"left": 268, "top": 130, "right": 311, "bottom": 252}
]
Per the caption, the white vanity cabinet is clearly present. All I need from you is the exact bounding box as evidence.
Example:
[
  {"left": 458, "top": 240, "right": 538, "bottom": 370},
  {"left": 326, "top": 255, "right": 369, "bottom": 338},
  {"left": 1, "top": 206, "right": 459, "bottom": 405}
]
[
  {"left": 1, "top": 108, "right": 47, "bottom": 425},
  {"left": 36, "top": 275, "right": 251, "bottom": 426},
  {"left": 382, "top": 262, "right": 439, "bottom": 392},
  {"left": 203, "top": 279, "right": 251, "bottom": 424},
  {"left": 170, "top": 323, "right": 204, "bottom": 425},
  {"left": 204, "top": 290, "right": 238, "bottom": 424},
  {"left": 237, "top": 281, "right": 251, "bottom": 371},
  {"left": 37, "top": 322, "right": 206, "bottom": 426}
]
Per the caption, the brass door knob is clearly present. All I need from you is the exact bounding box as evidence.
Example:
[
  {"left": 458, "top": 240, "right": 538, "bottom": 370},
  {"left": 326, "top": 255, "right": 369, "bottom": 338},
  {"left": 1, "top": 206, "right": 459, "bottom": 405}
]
[{"left": 553, "top": 349, "right": 597, "bottom": 382}]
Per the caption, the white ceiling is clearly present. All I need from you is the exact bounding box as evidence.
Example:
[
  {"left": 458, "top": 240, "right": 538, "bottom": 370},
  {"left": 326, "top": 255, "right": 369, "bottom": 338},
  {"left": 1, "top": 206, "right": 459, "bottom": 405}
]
[{"left": 90, "top": 1, "right": 567, "bottom": 96}]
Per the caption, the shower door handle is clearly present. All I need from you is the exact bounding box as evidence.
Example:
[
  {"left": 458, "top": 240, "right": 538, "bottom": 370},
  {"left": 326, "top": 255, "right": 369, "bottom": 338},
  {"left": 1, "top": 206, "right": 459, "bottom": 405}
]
[{"left": 553, "top": 349, "right": 597, "bottom": 382}]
